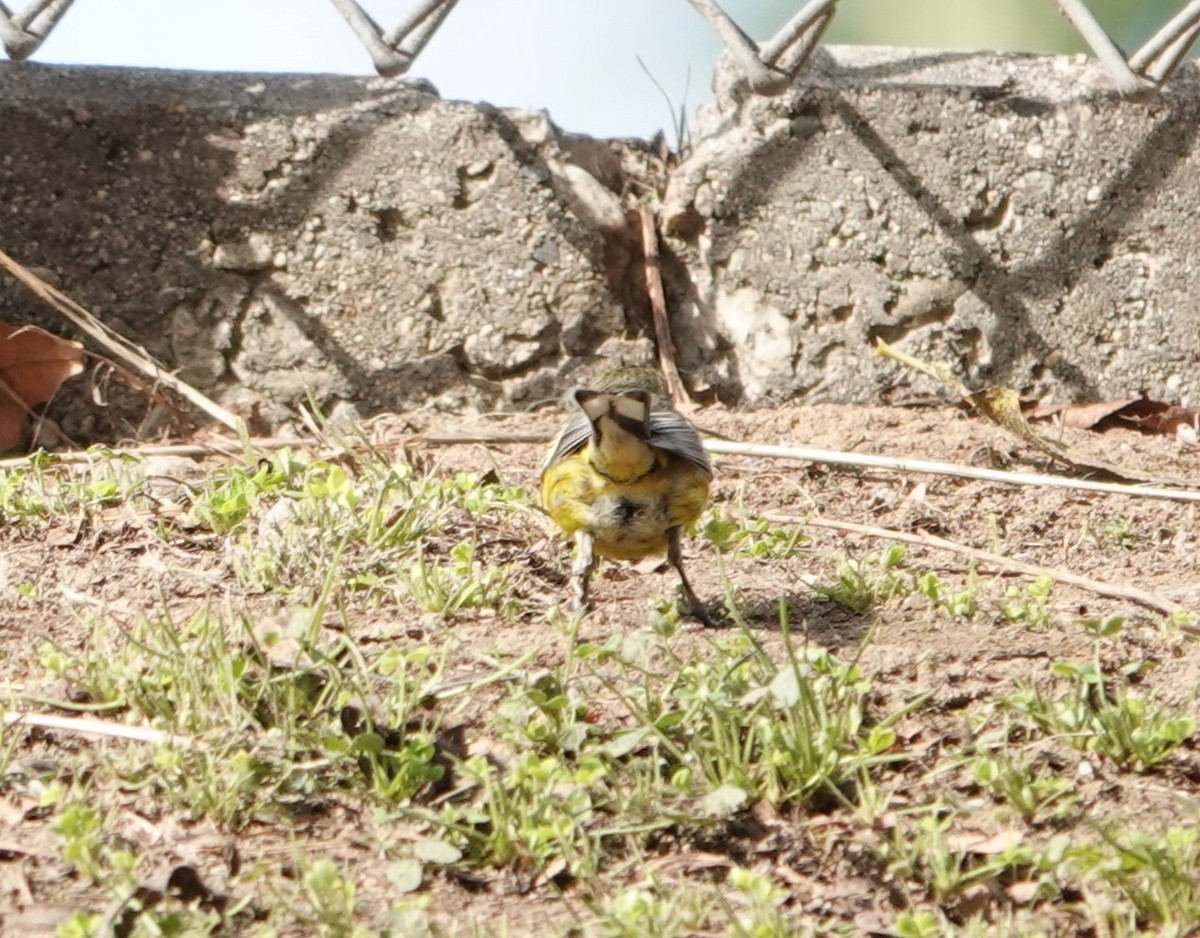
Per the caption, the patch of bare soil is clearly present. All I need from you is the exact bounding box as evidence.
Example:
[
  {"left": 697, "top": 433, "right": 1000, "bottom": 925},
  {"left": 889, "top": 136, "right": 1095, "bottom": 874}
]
[{"left": 3, "top": 402, "right": 1200, "bottom": 935}]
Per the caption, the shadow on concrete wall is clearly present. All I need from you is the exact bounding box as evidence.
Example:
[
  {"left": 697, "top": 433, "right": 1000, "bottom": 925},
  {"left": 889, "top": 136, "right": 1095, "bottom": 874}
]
[{"left": 667, "top": 49, "right": 1200, "bottom": 404}]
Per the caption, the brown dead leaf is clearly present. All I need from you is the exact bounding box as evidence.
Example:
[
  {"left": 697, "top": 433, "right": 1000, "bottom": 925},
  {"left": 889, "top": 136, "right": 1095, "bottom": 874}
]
[
  {"left": 953, "top": 883, "right": 995, "bottom": 920},
  {"left": 1029, "top": 392, "right": 1199, "bottom": 441},
  {"left": 1111, "top": 394, "right": 1199, "bottom": 440},
  {"left": 1007, "top": 880, "right": 1042, "bottom": 903},
  {"left": 945, "top": 827, "right": 1024, "bottom": 855},
  {"left": 1030, "top": 398, "right": 1137, "bottom": 429},
  {"left": 0, "top": 322, "right": 84, "bottom": 452}
]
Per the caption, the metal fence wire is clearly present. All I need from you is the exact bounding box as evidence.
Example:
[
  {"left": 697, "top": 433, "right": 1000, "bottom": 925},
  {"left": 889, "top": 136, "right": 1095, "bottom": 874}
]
[{"left": 1, "top": 0, "right": 1199, "bottom": 94}]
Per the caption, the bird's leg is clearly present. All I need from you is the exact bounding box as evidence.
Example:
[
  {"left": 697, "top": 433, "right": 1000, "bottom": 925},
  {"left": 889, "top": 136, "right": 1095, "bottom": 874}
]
[
  {"left": 667, "top": 527, "right": 716, "bottom": 627},
  {"left": 570, "top": 530, "right": 596, "bottom": 614}
]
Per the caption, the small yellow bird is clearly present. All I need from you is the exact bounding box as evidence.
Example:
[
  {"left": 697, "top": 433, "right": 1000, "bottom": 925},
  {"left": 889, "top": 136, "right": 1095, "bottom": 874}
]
[{"left": 540, "top": 368, "right": 714, "bottom": 624}]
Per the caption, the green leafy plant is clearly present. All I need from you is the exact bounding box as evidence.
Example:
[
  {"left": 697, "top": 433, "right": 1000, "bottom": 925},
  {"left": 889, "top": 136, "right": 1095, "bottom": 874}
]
[
  {"left": 917, "top": 568, "right": 979, "bottom": 619},
  {"left": 703, "top": 509, "right": 808, "bottom": 559},
  {"left": 972, "top": 752, "right": 1078, "bottom": 823},
  {"left": 1002, "top": 660, "right": 1195, "bottom": 771},
  {"left": 815, "top": 544, "right": 909, "bottom": 612},
  {"left": 999, "top": 576, "right": 1056, "bottom": 631}
]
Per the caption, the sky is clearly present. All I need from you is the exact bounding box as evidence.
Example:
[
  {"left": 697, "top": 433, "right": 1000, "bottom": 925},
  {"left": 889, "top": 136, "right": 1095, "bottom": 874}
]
[
  {"left": 31, "top": 0, "right": 729, "bottom": 138},
  {"left": 20, "top": 0, "right": 1191, "bottom": 139}
]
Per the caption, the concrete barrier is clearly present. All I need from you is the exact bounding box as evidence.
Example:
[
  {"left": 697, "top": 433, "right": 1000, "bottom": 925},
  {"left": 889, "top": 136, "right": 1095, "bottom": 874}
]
[{"left": 1, "top": 47, "right": 1196, "bottom": 436}]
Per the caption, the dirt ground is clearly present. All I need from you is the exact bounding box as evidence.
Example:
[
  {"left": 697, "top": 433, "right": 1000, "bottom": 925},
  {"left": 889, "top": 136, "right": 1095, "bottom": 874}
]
[{"left": 2, "top": 402, "right": 1200, "bottom": 935}]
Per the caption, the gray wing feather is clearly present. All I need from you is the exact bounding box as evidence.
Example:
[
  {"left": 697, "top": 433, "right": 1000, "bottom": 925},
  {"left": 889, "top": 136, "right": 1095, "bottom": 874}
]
[
  {"left": 648, "top": 411, "right": 712, "bottom": 476},
  {"left": 542, "top": 403, "right": 711, "bottom": 478},
  {"left": 541, "top": 409, "right": 592, "bottom": 474}
]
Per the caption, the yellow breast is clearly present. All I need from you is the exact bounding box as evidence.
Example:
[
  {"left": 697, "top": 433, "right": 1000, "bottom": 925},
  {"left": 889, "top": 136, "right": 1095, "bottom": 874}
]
[{"left": 541, "top": 447, "right": 711, "bottom": 561}]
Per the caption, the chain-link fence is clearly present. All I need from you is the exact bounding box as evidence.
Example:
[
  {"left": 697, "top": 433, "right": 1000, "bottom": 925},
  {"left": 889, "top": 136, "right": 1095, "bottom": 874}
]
[{"left": 2, "top": 0, "right": 1199, "bottom": 95}]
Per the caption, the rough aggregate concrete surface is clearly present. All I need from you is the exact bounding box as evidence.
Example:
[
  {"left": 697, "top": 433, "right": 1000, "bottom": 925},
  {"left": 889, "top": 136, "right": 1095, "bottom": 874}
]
[
  {"left": 0, "top": 64, "right": 638, "bottom": 435},
  {"left": 666, "top": 47, "right": 1200, "bottom": 405},
  {"left": 1, "top": 49, "right": 1199, "bottom": 436}
]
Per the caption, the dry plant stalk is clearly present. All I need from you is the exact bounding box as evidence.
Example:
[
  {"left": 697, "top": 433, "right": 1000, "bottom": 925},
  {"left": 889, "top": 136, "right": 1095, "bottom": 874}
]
[
  {"left": 3, "top": 711, "right": 193, "bottom": 748},
  {"left": 875, "top": 337, "right": 1195, "bottom": 487},
  {"left": 0, "top": 249, "right": 244, "bottom": 435},
  {"left": 638, "top": 203, "right": 689, "bottom": 410},
  {"left": 705, "top": 439, "right": 1200, "bottom": 504},
  {"left": 770, "top": 512, "right": 1190, "bottom": 622}
]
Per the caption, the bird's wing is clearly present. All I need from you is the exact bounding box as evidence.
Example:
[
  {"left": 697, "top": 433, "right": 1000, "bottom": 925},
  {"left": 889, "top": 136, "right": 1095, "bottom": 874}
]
[
  {"left": 542, "top": 402, "right": 711, "bottom": 478},
  {"left": 648, "top": 411, "right": 712, "bottom": 476},
  {"left": 541, "top": 409, "right": 592, "bottom": 474}
]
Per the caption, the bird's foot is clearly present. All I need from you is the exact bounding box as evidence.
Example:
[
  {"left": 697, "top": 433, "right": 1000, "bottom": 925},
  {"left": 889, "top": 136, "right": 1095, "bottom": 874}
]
[
  {"left": 680, "top": 588, "right": 723, "bottom": 629},
  {"left": 568, "top": 580, "right": 593, "bottom": 618}
]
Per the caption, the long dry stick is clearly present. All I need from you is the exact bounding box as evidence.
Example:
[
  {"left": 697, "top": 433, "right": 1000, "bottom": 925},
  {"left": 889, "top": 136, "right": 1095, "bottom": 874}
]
[
  {"left": 767, "top": 512, "right": 1189, "bottom": 620},
  {"left": 706, "top": 439, "right": 1200, "bottom": 504},
  {"left": 0, "top": 435, "right": 310, "bottom": 469},
  {"left": 389, "top": 429, "right": 1200, "bottom": 505},
  {"left": 12, "top": 425, "right": 1200, "bottom": 512},
  {"left": 0, "top": 249, "right": 244, "bottom": 434},
  {"left": 638, "top": 203, "right": 688, "bottom": 409},
  {"left": 875, "top": 338, "right": 1183, "bottom": 486},
  {"left": 4, "top": 711, "right": 193, "bottom": 748},
  {"left": 409, "top": 430, "right": 552, "bottom": 446}
]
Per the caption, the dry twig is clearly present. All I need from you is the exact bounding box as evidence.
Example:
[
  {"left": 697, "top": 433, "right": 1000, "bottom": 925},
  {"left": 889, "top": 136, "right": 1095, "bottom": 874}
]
[
  {"left": 707, "top": 439, "right": 1200, "bottom": 503},
  {"left": 408, "top": 429, "right": 1200, "bottom": 504},
  {"left": 638, "top": 203, "right": 688, "bottom": 409},
  {"left": 767, "top": 512, "right": 1189, "bottom": 621},
  {"left": 875, "top": 337, "right": 1190, "bottom": 486},
  {"left": 0, "top": 249, "right": 244, "bottom": 434},
  {"left": 4, "top": 711, "right": 193, "bottom": 748},
  {"left": 0, "top": 435, "right": 308, "bottom": 469}
]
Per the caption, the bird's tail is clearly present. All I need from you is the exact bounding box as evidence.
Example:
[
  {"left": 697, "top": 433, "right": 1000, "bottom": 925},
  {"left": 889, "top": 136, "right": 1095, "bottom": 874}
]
[{"left": 574, "top": 388, "right": 651, "bottom": 441}]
